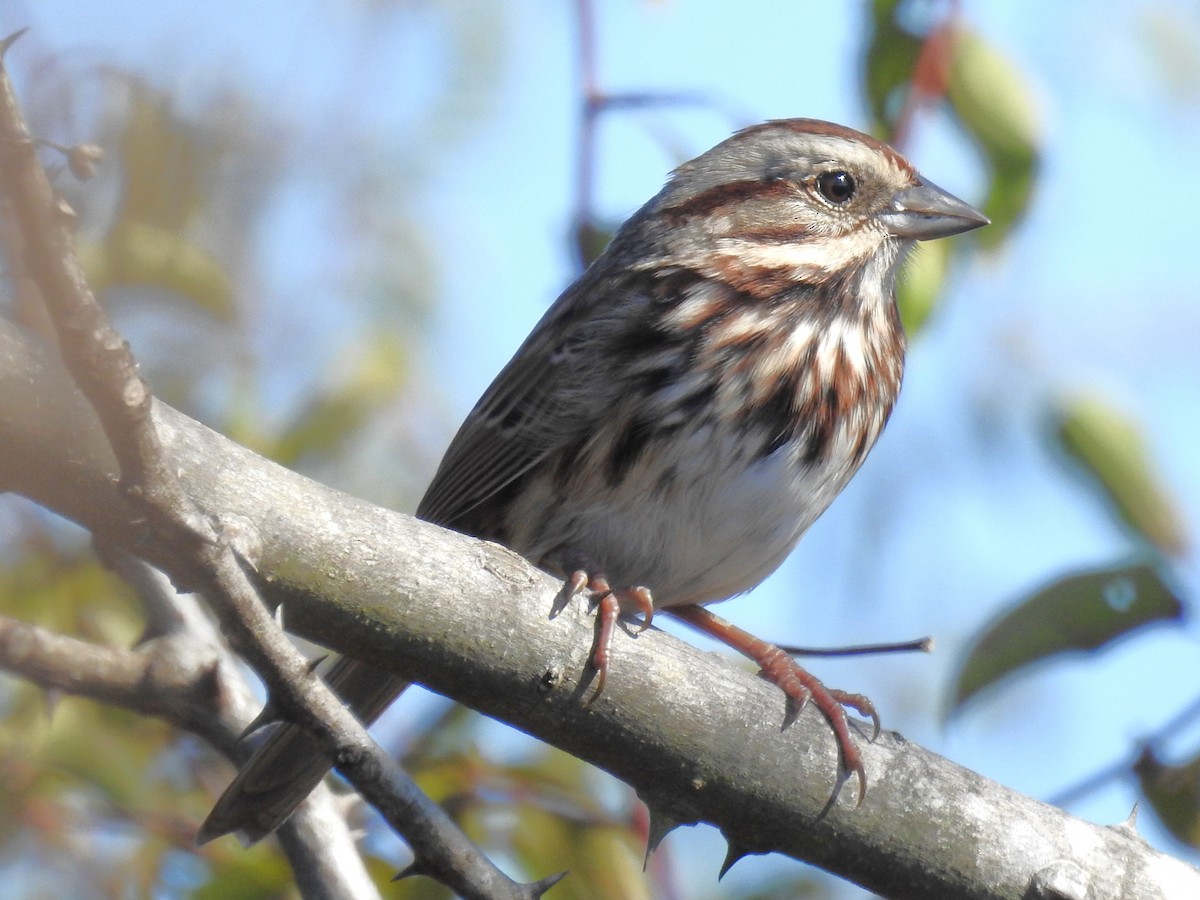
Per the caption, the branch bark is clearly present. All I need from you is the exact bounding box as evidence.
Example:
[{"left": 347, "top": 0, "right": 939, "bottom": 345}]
[
  {"left": 0, "top": 561, "right": 382, "bottom": 900},
  {"left": 0, "top": 35, "right": 537, "bottom": 900},
  {"left": 3, "top": 320, "right": 1196, "bottom": 899}
]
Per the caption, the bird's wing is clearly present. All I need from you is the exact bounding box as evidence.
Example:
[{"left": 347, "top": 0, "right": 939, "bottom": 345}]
[{"left": 417, "top": 273, "right": 648, "bottom": 529}]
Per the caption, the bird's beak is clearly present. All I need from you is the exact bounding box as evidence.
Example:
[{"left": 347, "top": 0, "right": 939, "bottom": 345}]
[{"left": 879, "top": 178, "right": 990, "bottom": 241}]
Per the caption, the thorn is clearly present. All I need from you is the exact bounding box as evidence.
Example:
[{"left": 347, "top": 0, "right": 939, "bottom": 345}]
[
  {"left": 1110, "top": 803, "right": 1141, "bottom": 837},
  {"left": 238, "top": 702, "right": 279, "bottom": 740},
  {"left": 1123, "top": 803, "right": 1139, "bottom": 829},
  {"left": 528, "top": 871, "right": 568, "bottom": 897},
  {"left": 305, "top": 654, "right": 328, "bottom": 675},
  {"left": 644, "top": 808, "right": 684, "bottom": 867},
  {"left": 0, "top": 27, "right": 29, "bottom": 59},
  {"left": 718, "top": 841, "right": 753, "bottom": 879},
  {"left": 391, "top": 858, "right": 434, "bottom": 882}
]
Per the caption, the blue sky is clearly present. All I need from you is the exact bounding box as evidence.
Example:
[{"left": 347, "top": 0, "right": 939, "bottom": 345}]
[{"left": 13, "top": 1, "right": 1200, "bottom": 895}]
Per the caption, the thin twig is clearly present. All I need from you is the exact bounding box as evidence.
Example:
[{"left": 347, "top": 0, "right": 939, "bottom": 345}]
[
  {"left": 1051, "top": 693, "right": 1200, "bottom": 808},
  {"left": 780, "top": 637, "right": 934, "bottom": 658}
]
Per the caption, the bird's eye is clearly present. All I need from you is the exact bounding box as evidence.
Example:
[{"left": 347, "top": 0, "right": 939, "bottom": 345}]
[{"left": 815, "top": 170, "right": 856, "bottom": 205}]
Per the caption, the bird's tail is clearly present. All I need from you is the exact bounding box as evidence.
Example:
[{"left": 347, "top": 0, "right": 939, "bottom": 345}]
[{"left": 197, "top": 658, "right": 409, "bottom": 845}]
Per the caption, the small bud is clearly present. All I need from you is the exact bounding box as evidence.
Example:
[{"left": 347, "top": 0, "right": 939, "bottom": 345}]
[{"left": 67, "top": 143, "right": 103, "bottom": 180}]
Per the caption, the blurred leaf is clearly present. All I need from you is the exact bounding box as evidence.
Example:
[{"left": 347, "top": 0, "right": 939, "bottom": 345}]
[
  {"left": 862, "top": 0, "right": 923, "bottom": 130},
  {"left": 39, "top": 702, "right": 174, "bottom": 809},
  {"left": 117, "top": 82, "right": 224, "bottom": 233},
  {"left": 413, "top": 752, "right": 484, "bottom": 808},
  {"left": 1136, "top": 747, "right": 1200, "bottom": 850},
  {"left": 897, "top": 236, "right": 949, "bottom": 334},
  {"left": 82, "top": 221, "right": 234, "bottom": 321},
  {"left": 574, "top": 218, "right": 616, "bottom": 270},
  {"left": 0, "top": 547, "right": 141, "bottom": 646},
  {"left": 946, "top": 28, "right": 1040, "bottom": 245},
  {"left": 192, "top": 844, "right": 294, "bottom": 900},
  {"left": 269, "top": 331, "right": 410, "bottom": 467},
  {"left": 950, "top": 560, "right": 1184, "bottom": 712},
  {"left": 1055, "top": 393, "right": 1190, "bottom": 557},
  {"left": 1138, "top": 6, "right": 1200, "bottom": 104},
  {"left": 863, "top": 4, "right": 1029, "bottom": 329},
  {"left": 510, "top": 808, "right": 647, "bottom": 900},
  {"left": 74, "top": 79, "right": 244, "bottom": 321},
  {"left": 571, "top": 824, "right": 651, "bottom": 900}
]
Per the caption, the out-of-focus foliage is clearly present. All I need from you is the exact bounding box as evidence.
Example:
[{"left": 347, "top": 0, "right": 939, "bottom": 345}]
[
  {"left": 0, "top": 2, "right": 515, "bottom": 895},
  {"left": 945, "top": 28, "right": 1039, "bottom": 248},
  {"left": 0, "top": 544, "right": 291, "bottom": 897},
  {"left": 80, "top": 80, "right": 238, "bottom": 321},
  {"left": 0, "top": 1, "right": 1195, "bottom": 897},
  {"left": 1055, "top": 393, "right": 1190, "bottom": 558},
  {"left": 869, "top": 0, "right": 1194, "bottom": 865},
  {"left": 949, "top": 560, "right": 1184, "bottom": 713},
  {"left": 864, "top": 0, "right": 1039, "bottom": 332},
  {"left": 1137, "top": 747, "right": 1200, "bottom": 851}
]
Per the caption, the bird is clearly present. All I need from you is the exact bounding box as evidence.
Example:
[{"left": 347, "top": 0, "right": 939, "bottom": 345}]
[{"left": 199, "top": 118, "right": 987, "bottom": 844}]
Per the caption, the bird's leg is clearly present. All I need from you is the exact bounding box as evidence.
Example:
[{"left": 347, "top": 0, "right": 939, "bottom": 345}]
[
  {"left": 557, "top": 571, "right": 654, "bottom": 702},
  {"left": 667, "top": 604, "right": 878, "bottom": 806}
]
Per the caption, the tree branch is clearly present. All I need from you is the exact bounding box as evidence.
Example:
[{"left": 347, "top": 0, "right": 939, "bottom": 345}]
[
  {"left": 0, "top": 33, "right": 536, "bottom": 900},
  {"left": 101, "top": 551, "right": 385, "bottom": 900},
  {"left": 2, "top": 320, "right": 1195, "bottom": 898},
  {"left": 0, "top": 561, "right": 381, "bottom": 900}
]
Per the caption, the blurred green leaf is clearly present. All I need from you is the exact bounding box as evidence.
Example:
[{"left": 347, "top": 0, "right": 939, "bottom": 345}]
[
  {"left": 1136, "top": 747, "right": 1200, "bottom": 850},
  {"left": 863, "top": 4, "right": 1028, "bottom": 330},
  {"left": 897, "top": 236, "right": 949, "bottom": 335},
  {"left": 82, "top": 221, "right": 234, "bottom": 321},
  {"left": 947, "top": 28, "right": 1040, "bottom": 246},
  {"left": 117, "top": 82, "right": 225, "bottom": 233},
  {"left": 192, "top": 844, "right": 294, "bottom": 900},
  {"left": 72, "top": 80, "right": 243, "bottom": 321},
  {"left": 950, "top": 560, "right": 1184, "bottom": 713},
  {"left": 269, "top": 332, "right": 409, "bottom": 467},
  {"left": 862, "top": 0, "right": 923, "bottom": 131},
  {"left": 510, "top": 808, "right": 647, "bottom": 900},
  {"left": 1055, "top": 393, "right": 1190, "bottom": 557},
  {"left": 574, "top": 218, "right": 616, "bottom": 270},
  {"left": 0, "top": 547, "right": 141, "bottom": 646},
  {"left": 572, "top": 824, "right": 651, "bottom": 900}
]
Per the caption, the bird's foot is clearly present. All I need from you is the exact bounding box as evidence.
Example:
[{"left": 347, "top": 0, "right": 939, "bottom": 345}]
[
  {"left": 555, "top": 570, "right": 654, "bottom": 702},
  {"left": 667, "top": 604, "right": 878, "bottom": 807}
]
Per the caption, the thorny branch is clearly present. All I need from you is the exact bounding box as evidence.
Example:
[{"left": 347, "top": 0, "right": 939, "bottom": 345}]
[
  {"left": 4, "top": 317, "right": 1199, "bottom": 899},
  {"left": 0, "top": 30, "right": 548, "bottom": 900}
]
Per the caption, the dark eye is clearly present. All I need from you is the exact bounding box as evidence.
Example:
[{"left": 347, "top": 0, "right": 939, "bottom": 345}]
[{"left": 815, "top": 170, "right": 856, "bottom": 205}]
